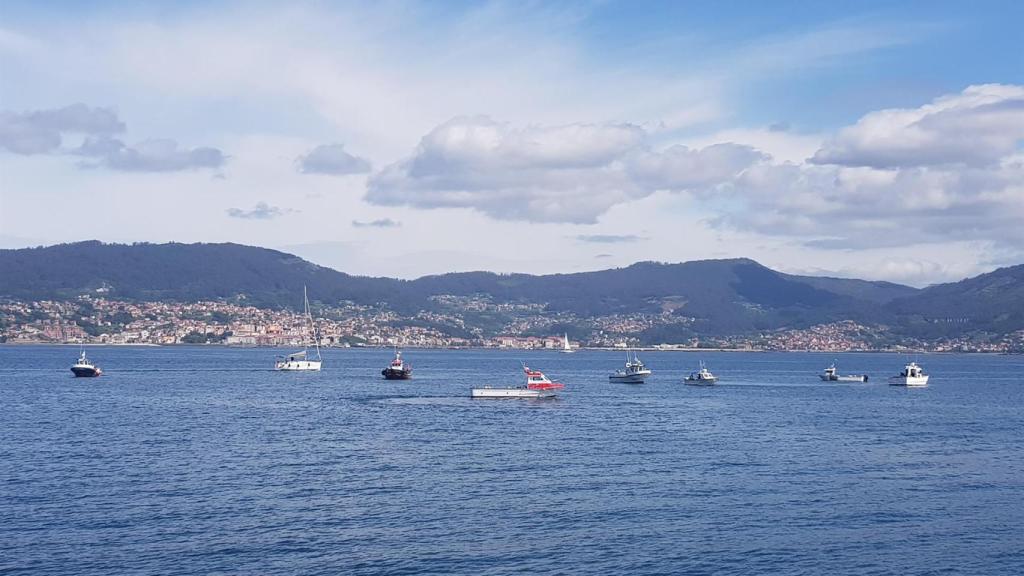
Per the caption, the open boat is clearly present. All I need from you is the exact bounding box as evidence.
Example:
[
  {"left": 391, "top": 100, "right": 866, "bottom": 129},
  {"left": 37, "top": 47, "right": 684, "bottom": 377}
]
[{"left": 820, "top": 362, "right": 868, "bottom": 382}]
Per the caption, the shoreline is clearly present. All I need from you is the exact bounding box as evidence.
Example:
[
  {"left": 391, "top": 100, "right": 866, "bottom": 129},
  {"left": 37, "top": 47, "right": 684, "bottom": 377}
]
[{"left": 0, "top": 342, "right": 1012, "bottom": 355}]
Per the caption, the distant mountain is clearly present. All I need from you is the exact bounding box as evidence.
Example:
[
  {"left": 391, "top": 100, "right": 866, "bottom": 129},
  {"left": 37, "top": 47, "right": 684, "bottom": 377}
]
[
  {"left": 7, "top": 240, "right": 1021, "bottom": 340},
  {"left": 886, "top": 264, "right": 1024, "bottom": 337},
  {"left": 413, "top": 259, "right": 917, "bottom": 334},
  {"left": 0, "top": 241, "right": 406, "bottom": 310}
]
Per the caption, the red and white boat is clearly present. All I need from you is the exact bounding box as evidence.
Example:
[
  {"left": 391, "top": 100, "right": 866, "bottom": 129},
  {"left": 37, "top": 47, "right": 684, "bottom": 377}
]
[
  {"left": 471, "top": 365, "right": 565, "bottom": 398},
  {"left": 381, "top": 348, "right": 412, "bottom": 380}
]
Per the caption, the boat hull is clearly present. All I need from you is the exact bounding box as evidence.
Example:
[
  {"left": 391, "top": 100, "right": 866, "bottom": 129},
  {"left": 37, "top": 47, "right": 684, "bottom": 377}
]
[
  {"left": 609, "top": 373, "right": 648, "bottom": 384},
  {"left": 71, "top": 366, "right": 101, "bottom": 377},
  {"left": 382, "top": 368, "right": 412, "bottom": 380},
  {"left": 275, "top": 360, "right": 322, "bottom": 371},
  {"left": 685, "top": 377, "right": 717, "bottom": 385},
  {"left": 821, "top": 375, "right": 869, "bottom": 382},
  {"left": 471, "top": 387, "right": 556, "bottom": 399},
  {"left": 889, "top": 375, "right": 929, "bottom": 387}
]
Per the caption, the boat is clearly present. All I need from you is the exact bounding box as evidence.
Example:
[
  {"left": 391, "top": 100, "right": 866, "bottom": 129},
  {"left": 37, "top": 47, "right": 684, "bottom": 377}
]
[
  {"left": 685, "top": 361, "right": 718, "bottom": 385},
  {"left": 274, "top": 286, "right": 322, "bottom": 371},
  {"left": 560, "top": 333, "right": 575, "bottom": 353},
  {"left": 609, "top": 350, "right": 651, "bottom": 383},
  {"left": 888, "top": 361, "right": 929, "bottom": 387},
  {"left": 820, "top": 362, "right": 868, "bottom": 382},
  {"left": 381, "top": 348, "right": 412, "bottom": 380},
  {"left": 471, "top": 364, "right": 565, "bottom": 399},
  {"left": 70, "top": 349, "right": 102, "bottom": 377}
]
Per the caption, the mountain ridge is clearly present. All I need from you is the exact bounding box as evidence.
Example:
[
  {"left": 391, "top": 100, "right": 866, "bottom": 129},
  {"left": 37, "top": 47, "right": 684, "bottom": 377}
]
[{"left": 3, "top": 241, "right": 1021, "bottom": 340}]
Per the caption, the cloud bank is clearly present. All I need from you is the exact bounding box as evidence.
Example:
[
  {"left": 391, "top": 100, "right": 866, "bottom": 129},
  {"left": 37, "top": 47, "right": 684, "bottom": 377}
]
[
  {"left": 711, "top": 84, "right": 1024, "bottom": 250},
  {"left": 362, "top": 85, "right": 1024, "bottom": 258},
  {"left": 366, "top": 116, "right": 762, "bottom": 223},
  {"left": 0, "top": 104, "right": 225, "bottom": 172}
]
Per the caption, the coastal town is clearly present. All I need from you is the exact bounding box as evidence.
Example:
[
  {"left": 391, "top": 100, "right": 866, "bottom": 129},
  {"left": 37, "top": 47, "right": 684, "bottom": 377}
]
[{"left": 3, "top": 296, "right": 1022, "bottom": 353}]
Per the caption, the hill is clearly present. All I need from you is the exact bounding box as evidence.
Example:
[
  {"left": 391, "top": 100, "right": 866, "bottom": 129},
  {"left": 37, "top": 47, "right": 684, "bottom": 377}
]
[
  {"left": 17, "top": 241, "right": 1024, "bottom": 342},
  {"left": 0, "top": 241, "right": 406, "bottom": 310},
  {"left": 886, "top": 264, "right": 1024, "bottom": 337}
]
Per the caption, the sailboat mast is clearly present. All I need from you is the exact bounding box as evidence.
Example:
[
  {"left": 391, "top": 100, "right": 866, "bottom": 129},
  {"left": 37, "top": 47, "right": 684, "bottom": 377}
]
[{"left": 303, "top": 285, "right": 321, "bottom": 360}]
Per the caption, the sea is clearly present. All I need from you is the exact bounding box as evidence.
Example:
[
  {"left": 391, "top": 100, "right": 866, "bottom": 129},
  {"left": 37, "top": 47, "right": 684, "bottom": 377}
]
[{"left": 2, "top": 346, "right": 1023, "bottom": 575}]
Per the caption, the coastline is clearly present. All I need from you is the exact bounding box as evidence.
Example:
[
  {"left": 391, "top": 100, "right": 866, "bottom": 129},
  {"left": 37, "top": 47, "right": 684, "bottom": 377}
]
[{"left": 0, "top": 342, "right": 1006, "bottom": 354}]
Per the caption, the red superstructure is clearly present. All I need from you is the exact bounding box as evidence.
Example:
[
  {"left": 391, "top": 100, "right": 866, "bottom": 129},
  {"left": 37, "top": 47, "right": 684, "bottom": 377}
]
[{"left": 524, "top": 365, "right": 565, "bottom": 390}]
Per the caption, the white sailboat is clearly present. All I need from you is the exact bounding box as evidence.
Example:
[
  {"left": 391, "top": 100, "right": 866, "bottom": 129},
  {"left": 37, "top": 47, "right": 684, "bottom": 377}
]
[
  {"left": 275, "top": 286, "right": 322, "bottom": 371},
  {"left": 560, "top": 333, "right": 575, "bottom": 354}
]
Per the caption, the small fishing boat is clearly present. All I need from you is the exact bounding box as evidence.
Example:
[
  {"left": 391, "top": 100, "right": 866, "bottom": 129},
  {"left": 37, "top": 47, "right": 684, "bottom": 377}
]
[
  {"left": 685, "top": 361, "right": 717, "bottom": 385},
  {"left": 471, "top": 365, "right": 564, "bottom": 398},
  {"left": 609, "top": 350, "right": 651, "bottom": 383},
  {"left": 820, "top": 363, "right": 868, "bottom": 382},
  {"left": 381, "top": 348, "right": 412, "bottom": 380},
  {"left": 889, "top": 361, "right": 929, "bottom": 387},
  {"left": 71, "top": 349, "right": 102, "bottom": 377}
]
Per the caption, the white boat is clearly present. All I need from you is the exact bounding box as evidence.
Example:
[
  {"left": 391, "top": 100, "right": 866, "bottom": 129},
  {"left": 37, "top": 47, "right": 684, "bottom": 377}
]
[
  {"left": 820, "top": 362, "right": 868, "bottom": 382},
  {"left": 609, "top": 350, "right": 651, "bottom": 383},
  {"left": 560, "top": 333, "right": 575, "bottom": 354},
  {"left": 685, "top": 361, "right": 718, "bottom": 385},
  {"left": 71, "top": 349, "right": 102, "bottom": 377},
  {"left": 275, "top": 286, "right": 322, "bottom": 371},
  {"left": 471, "top": 365, "right": 565, "bottom": 399},
  {"left": 889, "top": 361, "right": 929, "bottom": 386}
]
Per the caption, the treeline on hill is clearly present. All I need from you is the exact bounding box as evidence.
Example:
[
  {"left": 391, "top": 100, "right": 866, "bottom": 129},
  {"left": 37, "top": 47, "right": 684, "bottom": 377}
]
[{"left": 3, "top": 241, "right": 1024, "bottom": 338}]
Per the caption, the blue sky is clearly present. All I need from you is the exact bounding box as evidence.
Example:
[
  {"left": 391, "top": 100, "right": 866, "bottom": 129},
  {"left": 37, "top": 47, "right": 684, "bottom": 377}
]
[{"left": 2, "top": 1, "right": 1023, "bottom": 285}]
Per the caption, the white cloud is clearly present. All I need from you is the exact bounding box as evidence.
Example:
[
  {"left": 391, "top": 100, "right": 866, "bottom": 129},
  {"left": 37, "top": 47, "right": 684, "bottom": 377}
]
[
  {"left": 367, "top": 116, "right": 761, "bottom": 223},
  {"left": 297, "top": 144, "right": 371, "bottom": 175},
  {"left": 812, "top": 84, "right": 1024, "bottom": 168}
]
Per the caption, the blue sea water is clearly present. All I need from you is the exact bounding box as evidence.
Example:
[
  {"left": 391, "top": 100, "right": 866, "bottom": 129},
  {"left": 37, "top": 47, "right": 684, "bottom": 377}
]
[{"left": 2, "top": 346, "right": 1023, "bottom": 575}]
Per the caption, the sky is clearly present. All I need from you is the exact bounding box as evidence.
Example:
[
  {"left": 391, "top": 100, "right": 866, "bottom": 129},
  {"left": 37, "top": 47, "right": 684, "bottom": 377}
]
[{"left": 1, "top": 0, "right": 1023, "bottom": 286}]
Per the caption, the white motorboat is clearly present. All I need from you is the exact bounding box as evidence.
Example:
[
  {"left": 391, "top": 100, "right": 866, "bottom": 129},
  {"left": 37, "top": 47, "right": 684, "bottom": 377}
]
[
  {"left": 275, "top": 286, "right": 322, "bottom": 371},
  {"left": 820, "top": 363, "right": 868, "bottom": 382},
  {"left": 471, "top": 365, "right": 564, "bottom": 399},
  {"left": 685, "top": 361, "right": 718, "bottom": 385},
  {"left": 560, "top": 333, "right": 575, "bottom": 354},
  {"left": 71, "top": 349, "right": 102, "bottom": 377},
  {"left": 889, "top": 361, "right": 929, "bottom": 386},
  {"left": 609, "top": 350, "right": 651, "bottom": 383}
]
